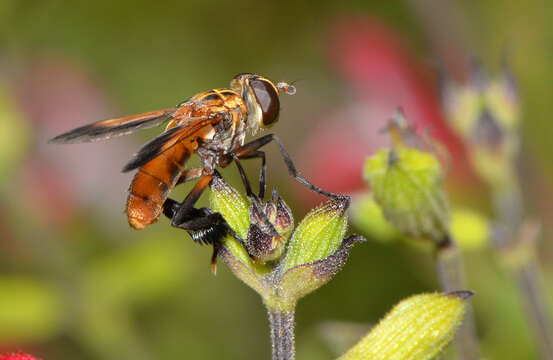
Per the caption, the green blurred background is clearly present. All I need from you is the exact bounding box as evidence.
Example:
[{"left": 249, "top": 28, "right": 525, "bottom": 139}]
[{"left": 1, "top": 1, "right": 553, "bottom": 359}]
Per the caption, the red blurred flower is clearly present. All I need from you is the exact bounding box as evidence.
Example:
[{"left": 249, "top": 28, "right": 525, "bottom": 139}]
[
  {"left": 297, "top": 16, "right": 476, "bottom": 203},
  {"left": 0, "top": 352, "right": 39, "bottom": 360}
]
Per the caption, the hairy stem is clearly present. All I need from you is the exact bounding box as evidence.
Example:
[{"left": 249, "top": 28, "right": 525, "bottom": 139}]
[
  {"left": 436, "top": 236, "right": 480, "bottom": 360},
  {"left": 268, "top": 308, "right": 295, "bottom": 360}
]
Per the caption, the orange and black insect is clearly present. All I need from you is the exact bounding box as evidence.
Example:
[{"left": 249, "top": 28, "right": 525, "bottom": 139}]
[{"left": 50, "top": 73, "right": 340, "bottom": 250}]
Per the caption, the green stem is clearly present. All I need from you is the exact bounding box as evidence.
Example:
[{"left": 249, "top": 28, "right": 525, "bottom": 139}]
[
  {"left": 268, "top": 308, "right": 295, "bottom": 360},
  {"left": 436, "top": 236, "right": 480, "bottom": 360},
  {"left": 493, "top": 183, "right": 553, "bottom": 360},
  {"left": 514, "top": 261, "right": 553, "bottom": 359}
]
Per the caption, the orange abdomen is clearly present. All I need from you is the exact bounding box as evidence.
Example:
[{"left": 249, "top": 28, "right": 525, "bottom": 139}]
[{"left": 126, "top": 142, "right": 191, "bottom": 230}]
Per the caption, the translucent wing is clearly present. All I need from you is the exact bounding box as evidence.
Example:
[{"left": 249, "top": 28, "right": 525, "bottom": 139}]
[
  {"left": 49, "top": 109, "right": 177, "bottom": 144},
  {"left": 122, "top": 116, "right": 220, "bottom": 172}
]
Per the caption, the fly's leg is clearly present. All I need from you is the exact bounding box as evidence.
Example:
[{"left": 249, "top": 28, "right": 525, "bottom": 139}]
[
  {"left": 223, "top": 134, "right": 346, "bottom": 199},
  {"left": 231, "top": 153, "right": 255, "bottom": 198},
  {"left": 169, "top": 174, "right": 213, "bottom": 227},
  {"left": 232, "top": 156, "right": 275, "bottom": 229},
  {"left": 175, "top": 167, "right": 203, "bottom": 186},
  {"left": 238, "top": 150, "right": 266, "bottom": 199},
  {"left": 162, "top": 173, "right": 246, "bottom": 270},
  {"left": 163, "top": 198, "right": 245, "bottom": 247},
  {"left": 226, "top": 151, "right": 266, "bottom": 199}
]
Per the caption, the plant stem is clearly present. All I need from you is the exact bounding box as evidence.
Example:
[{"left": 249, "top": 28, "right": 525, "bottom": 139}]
[
  {"left": 268, "top": 308, "right": 295, "bottom": 360},
  {"left": 494, "top": 211, "right": 553, "bottom": 360},
  {"left": 514, "top": 261, "right": 553, "bottom": 359},
  {"left": 436, "top": 236, "right": 480, "bottom": 360}
]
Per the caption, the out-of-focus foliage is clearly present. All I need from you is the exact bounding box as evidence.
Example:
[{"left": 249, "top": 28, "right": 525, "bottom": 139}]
[
  {"left": 0, "top": 277, "right": 62, "bottom": 342},
  {"left": 350, "top": 193, "right": 398, "bottom": 243},
  {"left": 450, "top": 208, "right": 489, "bottom": 250},
  {"left": 352, "top": 193, "right": 489, "bottom": 251},
  {"left": 0, "top": 86, "right": 28, "bottom": 187}
]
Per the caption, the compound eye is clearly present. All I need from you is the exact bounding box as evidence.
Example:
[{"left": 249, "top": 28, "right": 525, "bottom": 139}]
[{"left": 250, "top": 79, "right": 280, "bottom": 127}]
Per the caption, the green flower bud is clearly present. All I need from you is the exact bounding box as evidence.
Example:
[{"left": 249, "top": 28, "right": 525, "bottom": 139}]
[
  {"left": 209, "top": 176, "right": 272, "bottom": 285},
  {"left": 364, "top": 147, "right": 450, "bottom": 242},
  {"left": 339, "top": 291, "right": 473, "bottom": 360},
  {"left": 441, "top": 59, "right": 521, "bottom": 189},
  {"left": 209, "top": 175, "right": 250, "bottom": 239},
  {"left": 209, "top": 177, "right": 363, "bottom": 312},
  {"left": 282, "top": 197, "right": 350, "bottom": 271},
  {"left": 443, "top": 58, "right": 520, "bottom": 140},
  {"left": 271, "top": 235, "right": 364, "bottom": 312},
  {"left": 216, "top": 245, "right": 268, "bottom": 298}
]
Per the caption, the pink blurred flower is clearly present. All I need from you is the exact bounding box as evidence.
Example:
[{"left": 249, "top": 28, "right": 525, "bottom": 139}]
[
  {"left": 0, "top": 352, "right": 39, "bottom": 360},
  {"left": 297, "top": 16, "right": 476, "bottom": 203},
  {"left": 19, "top": 158, "right": 75, "bottom": 228},
  {"left": 11, "top": 55, "right": 137, "bottom": 227}
]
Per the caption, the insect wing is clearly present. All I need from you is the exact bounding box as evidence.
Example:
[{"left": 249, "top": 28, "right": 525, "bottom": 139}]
[
  {"left": 122, "top": 116, "right": 218, "bottom": 172},
  {"left": 49, "top": 109, "right": 177, "bottom": 144}
]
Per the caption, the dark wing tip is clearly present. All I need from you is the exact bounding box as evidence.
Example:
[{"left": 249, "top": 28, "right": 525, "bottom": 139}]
[
  {"left": 48, "top": 130, "right": 82, "bottom": 144},
  {"left": 122, "top": 157, "right": 141, "bottom": 173},
  {"left": 47, "top": 124, "right": 107, "bottom": 144},
  {"left": 48, "top": 136, "right": 64, "bottom": 144}
]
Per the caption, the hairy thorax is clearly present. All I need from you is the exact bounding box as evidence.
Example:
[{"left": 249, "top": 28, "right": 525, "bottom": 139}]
[{"left": 173, "top": 88, "right": 249, "bottom": 174}]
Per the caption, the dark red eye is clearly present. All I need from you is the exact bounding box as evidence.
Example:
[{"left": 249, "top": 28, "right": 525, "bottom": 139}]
[{"left": 251, "top": 79, "right": 280, "bottom": 126}]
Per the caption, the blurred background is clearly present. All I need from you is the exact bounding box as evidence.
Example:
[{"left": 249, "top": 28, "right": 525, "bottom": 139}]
[{"left": 1, "top": 1, "right": 553, "bottom": 359}]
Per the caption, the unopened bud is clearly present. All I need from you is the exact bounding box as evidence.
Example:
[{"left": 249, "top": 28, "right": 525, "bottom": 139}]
[
  {"left": 282, "top": 197, "right": 350, "bottom": 271},
  {"left": 364, "top": 147, "right": 450, "bottom": 242},
  {"left": 339, "top": 291, "right": 472, "bottom": 360},
  {"left": 246, "top": 190, "right": 294, "bottom": 263}
]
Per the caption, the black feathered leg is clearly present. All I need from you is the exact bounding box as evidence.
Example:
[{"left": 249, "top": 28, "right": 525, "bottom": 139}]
[{"left": 164, "top": 198, "right": 245, "bottom": 244}]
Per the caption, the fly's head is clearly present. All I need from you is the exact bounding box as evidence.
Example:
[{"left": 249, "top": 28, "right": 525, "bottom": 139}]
[{"left": 230, "top": 73, "right": 296, "bottom": 134}]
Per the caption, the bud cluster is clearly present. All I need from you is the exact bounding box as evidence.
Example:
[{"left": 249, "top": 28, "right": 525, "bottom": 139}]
[
  {"left": 441, "top": 58, "right": 520, "bottom": 188},
  {"left": 362, "top": 110, "right": 451, "bottom": 244},
  {"left": 209, "top": 176, "right": 364, "bottom": 312}
]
